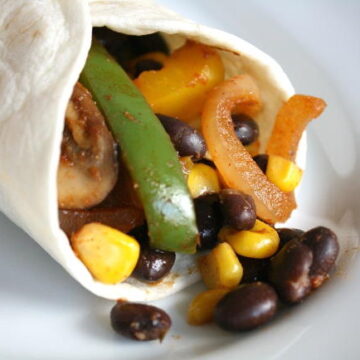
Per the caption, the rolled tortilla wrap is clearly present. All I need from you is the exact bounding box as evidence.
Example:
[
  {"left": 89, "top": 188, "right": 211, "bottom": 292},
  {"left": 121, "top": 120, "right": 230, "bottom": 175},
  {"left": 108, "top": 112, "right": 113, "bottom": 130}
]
[{"left": 0, "top": 0, "right": 300, "bottom": 300}]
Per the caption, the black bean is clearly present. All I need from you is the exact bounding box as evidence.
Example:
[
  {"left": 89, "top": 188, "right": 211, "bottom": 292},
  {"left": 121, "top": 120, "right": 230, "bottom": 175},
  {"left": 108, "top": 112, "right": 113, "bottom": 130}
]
[
  {"left": 214, "top": 282, "right": 278, "bottom": 331},
  {"left": 157, "top": 114, "right": 207, "bottom": 159},
  {"left": 238, "top": 256, "right": 270, "bottom": 283},
  {"left": 253, "top": 154, "right": 268, "bottom": 173},
  {"left": 268, "top": 239, "right": 313, "bottom": 303},
  {"left": 194, "top": 194, "right": 222, "bottom": 250},
  {"left": 219, "top": 189, "right": 256, "bottom": 230},
  {"left": 93, "top": 28, "right": 169, "bottom": 70},
  {"left": 129, "top": 224, "right": 176, "bottom": 282},
  {"left": 128, "top": 224, "right": 149, "bottom": 244},
  {"left": 93, "top": 27, "right": 129, "bottom": 68},
  {"left": 300, "top": 226, "right": 339, "bottom": 288},
  {"left": 194, "top": 158, "right": 216, "bottom": 168},
  {"left": 276, "top": 228, "right": 305, "bottom": 249},
  {"left": 129, "top": 33, "right": 169, "bottom": 56},
  {"left": 111, "top": 302, "right": 171, "bottom": 341},
  {"left": 232, "top": 114, "right": 259, "bottom": 146},
  {"left": 133, "top": 59, "right": 163, "bottom": 78},
  {"left": 133, "top": 246, "right": 176, "bottom": 282}
]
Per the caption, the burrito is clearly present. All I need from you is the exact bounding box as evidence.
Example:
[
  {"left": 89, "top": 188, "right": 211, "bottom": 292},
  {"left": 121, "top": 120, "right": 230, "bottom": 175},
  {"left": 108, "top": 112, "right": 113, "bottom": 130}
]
[{"left": 0, "top": 0, "right": 324, "bottom": 301}]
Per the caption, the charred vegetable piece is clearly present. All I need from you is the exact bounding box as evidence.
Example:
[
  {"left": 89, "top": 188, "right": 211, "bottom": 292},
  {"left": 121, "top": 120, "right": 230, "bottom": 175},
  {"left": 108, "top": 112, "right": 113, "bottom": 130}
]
[
  {"left": 80, "top": 39, "right": 198, "bottom": 254},
  {"left": 111, "top": 302, "right": 171, "bottom": 341},
  {"left": 134, "top": 41, "right": 225, "bottom": 121},
  {"left": 201, "top": 75, "right": 296, "bottom": 224},
  {"left": 266, "top": 95, "right": 326, "bottom": 161},
  {"left": 58, "top": 82, "right": 118, "bottom": 209}
]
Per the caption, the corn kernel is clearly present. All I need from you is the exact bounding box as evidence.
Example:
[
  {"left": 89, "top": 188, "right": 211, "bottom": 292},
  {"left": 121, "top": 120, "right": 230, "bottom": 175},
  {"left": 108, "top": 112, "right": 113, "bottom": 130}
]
[
  {"left": 198, "top": 242, "right": 243, "bottom": 289},
  {"left": 187, "top": 288, "right": 229, "bottom": 325},
  {"left": 71, "top": 222, "right": 140, "bottom": 284},
  {"left": 266, "top": 155, "right": 303, "bottom": 192},
  {"left": 219, "top": 220, "right": 280, "bottom": 259},
  {"left": 187, "top": 163, "right": 220, "bottom": 198}
]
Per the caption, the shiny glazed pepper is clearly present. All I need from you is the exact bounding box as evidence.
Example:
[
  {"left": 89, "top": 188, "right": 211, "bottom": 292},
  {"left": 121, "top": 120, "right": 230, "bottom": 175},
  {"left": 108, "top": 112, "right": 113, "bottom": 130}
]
[{"left": 134, "top": 41, "right": 225, "bottom": 121}]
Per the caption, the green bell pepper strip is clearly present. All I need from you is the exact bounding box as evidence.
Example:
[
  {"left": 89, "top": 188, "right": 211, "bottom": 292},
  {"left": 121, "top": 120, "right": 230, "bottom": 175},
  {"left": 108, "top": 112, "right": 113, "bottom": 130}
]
[{"left": 80, "top": 39, "right": 198, "bottom": 254}]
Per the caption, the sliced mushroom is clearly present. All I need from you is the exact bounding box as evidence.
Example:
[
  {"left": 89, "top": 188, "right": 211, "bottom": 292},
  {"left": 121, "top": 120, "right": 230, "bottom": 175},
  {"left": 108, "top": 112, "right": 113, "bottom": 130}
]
[{"left": 58, "top": 82, "right": 118, "bottom": 209}]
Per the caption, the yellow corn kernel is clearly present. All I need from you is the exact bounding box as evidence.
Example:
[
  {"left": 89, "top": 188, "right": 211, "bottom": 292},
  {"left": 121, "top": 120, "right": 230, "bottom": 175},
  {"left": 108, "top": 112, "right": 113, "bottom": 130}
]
[
  {"left": 187, "top": 288, "right": 229, "bottom": 325},
  {"left": 198, "top": 242, "right": 243, "bottom": 289},
  {"left": 71, "top": 222, "right": 140, "bottom": 284},
  {"left": 180, "top": 156, "right": 194, "bottom": 176},
  {"left": 219, "top": 220, "right": 280, "bottom": 259},
  {"left": 266, "top": 155, "right": 303, "bottom": 192},
  {"left": 187, "top": 163, "right": 220, "bottom": 198}
]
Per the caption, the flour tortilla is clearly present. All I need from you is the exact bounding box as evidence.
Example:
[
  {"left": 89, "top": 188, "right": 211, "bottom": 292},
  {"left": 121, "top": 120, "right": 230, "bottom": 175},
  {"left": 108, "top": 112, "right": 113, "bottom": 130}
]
[{"left": 0, "top": 0, "right": 300, "bottom": 300}]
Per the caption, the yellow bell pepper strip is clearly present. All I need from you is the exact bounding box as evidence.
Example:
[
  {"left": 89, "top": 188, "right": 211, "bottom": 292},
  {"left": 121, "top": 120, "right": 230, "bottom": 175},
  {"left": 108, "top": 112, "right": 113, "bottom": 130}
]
[
  {"left": 80, "top": 39, "right": 198, "bottom": 254},
  {"left": 201, "top": 74, "right": 296, "bottom": 224},
  {"left": 134, "top": 41, "right": 225, "bottom": 122},
  {"left": 266, "top": 95, "right": 326, "bottom": 161}
]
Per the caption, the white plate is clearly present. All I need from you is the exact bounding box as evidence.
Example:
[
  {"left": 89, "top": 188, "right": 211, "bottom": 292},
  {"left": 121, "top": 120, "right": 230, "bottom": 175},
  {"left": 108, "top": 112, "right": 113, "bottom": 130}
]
[{"left": 1, "top": 1, "right": 359, "bottom": 359}]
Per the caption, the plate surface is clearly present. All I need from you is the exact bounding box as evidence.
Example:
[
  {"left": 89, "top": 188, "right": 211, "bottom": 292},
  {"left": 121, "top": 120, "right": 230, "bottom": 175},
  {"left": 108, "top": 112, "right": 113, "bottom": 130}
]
[{"left": 0, "top": 1, "right": 359, "bottom": 359}]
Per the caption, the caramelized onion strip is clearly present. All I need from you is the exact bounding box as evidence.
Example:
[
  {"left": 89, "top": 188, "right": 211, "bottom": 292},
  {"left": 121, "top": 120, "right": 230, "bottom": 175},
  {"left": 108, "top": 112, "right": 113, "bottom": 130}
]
[{"left": 201, "top": 74, "right": 296, "bottom": 223}]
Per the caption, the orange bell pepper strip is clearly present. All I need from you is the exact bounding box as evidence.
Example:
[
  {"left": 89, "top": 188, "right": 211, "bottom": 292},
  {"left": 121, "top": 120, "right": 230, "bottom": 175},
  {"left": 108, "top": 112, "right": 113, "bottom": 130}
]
[{"left": 266, "top": 95, "right": 326, "bottom": 161}]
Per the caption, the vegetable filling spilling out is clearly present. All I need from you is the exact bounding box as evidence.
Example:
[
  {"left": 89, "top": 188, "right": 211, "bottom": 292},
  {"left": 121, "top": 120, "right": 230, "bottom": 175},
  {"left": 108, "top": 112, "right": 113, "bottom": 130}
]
[{"left": 57, "top": 29, "right": 338, "bottom": 341}]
